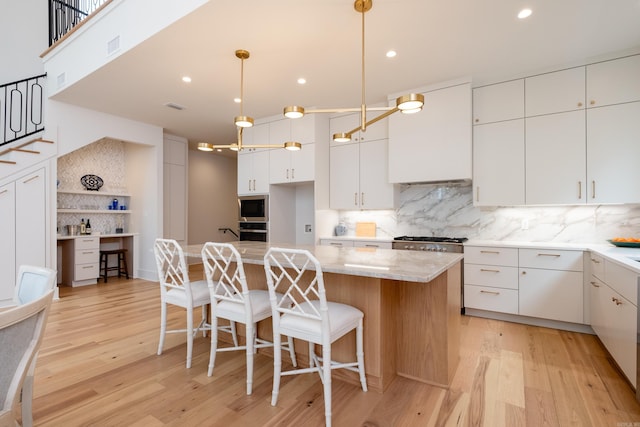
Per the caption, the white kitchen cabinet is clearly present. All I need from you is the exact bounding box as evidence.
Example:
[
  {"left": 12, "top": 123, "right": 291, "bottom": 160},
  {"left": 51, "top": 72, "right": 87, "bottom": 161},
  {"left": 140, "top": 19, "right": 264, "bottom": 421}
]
[
  {"left": 0, "top": 182, "right": 16, "bottom": 302},
  {"left": 353, "top": 240, "right": 392, "bottom": 249},
  {"left": 269, "top": 143, "right": 315, "bottom": 184},
  {"left": 586, "top": 101, "right": 640, "bottom": 204},
  {"left": 587, "top": 54, "right": 640, "bottom": 108},
  {"left": 472, "top": 119, "right": 525, "bottom": 206},
  {"left": 329, "top": 112, "right": 387, "bottom": 145},
  {"left": 473, "top": 79, "right": 524, "bottom": 125},
  {"left": 589, "top": 259, "right": 638, "bottom": 387},
  {"left": 16, "top": 168, "right": 46, "bottom": 273},
  {"left": 319, "top": 238, "right": 354, "bottom": 248},
  {"left": 72, "top": 236, "right": 100, "bottom": 284},
  {"left": 525, "top": 67, "right": 586, "bottom": 116},
  {"left": 319, "top": 238, "right": 392, "bottom": 249},
  {"left": 330, "top": 139, "right": 396, "bottom": 210},
  {"left": 163, "top": 135, "right": 187, "bottom": 244},
  {"left": 388, "top": 82, "right": 472, "bottom": 183},
  {"left": 589, "top": 253, "right": 605, "bottom": 281},
  {"left": 525, "top": 110, "right": 586, "bottom": 204},
  {"left": 237, "top": 149, "right": 270, "bottom": 195}
]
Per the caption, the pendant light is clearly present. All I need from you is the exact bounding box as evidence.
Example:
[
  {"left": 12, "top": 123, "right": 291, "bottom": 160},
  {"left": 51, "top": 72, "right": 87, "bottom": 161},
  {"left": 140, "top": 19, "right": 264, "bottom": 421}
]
[{"left": 283, "top": 0, "right": 424, "bottom": 142}]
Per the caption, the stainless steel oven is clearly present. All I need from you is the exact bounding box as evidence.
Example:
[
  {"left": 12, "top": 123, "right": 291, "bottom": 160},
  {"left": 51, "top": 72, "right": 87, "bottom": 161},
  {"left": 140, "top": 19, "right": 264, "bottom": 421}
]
[
  {"left": 239, "top": 221, "right": 268, "bottom": 242},
  {"left": 238, "top": 195, "right": 268, "bottom": 222}
]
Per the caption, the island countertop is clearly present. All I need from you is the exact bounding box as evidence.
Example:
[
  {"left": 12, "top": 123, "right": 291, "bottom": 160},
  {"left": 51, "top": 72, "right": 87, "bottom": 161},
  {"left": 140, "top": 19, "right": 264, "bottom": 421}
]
[{"left": 183, "top": 241, "right": 463, "bottom": 283}]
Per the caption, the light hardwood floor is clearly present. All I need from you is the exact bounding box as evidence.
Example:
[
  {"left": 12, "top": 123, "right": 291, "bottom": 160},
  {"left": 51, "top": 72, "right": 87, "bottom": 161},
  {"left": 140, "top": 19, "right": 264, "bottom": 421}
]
[{"left": 29, "top": 277, "right": 640, "bottom": 426}]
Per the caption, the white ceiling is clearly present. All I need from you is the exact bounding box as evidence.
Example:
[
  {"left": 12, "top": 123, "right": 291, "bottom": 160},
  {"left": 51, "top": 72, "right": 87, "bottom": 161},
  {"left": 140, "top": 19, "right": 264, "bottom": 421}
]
[{"left": 51, "top": 0, "right": 640, "bottom": 156}]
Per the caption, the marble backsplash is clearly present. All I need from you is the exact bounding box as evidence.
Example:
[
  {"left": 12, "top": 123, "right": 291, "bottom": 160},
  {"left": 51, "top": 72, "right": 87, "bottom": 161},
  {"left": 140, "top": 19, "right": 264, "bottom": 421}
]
[{"left": 336, "top": 182, "right": 640, "bottom": 243}]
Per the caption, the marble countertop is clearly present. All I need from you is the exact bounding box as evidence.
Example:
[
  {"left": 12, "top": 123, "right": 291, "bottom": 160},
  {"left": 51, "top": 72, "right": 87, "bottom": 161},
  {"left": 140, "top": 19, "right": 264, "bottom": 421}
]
[
  {"left": 466, "top": 239, "right": 640, "bottom": 274},
  {"left": 319, "top": 236, "right": 394, "bottom": 242},
  {"left": 183, "top": 241, "right": 462, "bottom": 283},
  {"left": 57, "top": 232, "right": 137, "bottom": 240}
]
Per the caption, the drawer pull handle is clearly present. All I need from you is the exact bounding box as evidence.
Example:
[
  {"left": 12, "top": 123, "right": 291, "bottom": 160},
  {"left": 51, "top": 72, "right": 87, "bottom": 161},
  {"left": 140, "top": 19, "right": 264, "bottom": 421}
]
[
  {"left": 521, "top": 271, "right": 527, "bottom": 275},
  {"left": 0, "top": 189, "right": 8, "bottom": 195},
  {"left": 23, "top": 175, "right": 40, "bottom": 184},
  {"left": 82, "top": 251, "right": 94, "bottom": 255},
  {"left": 480, "top": 290, "right": 500, "bottom": 295},
  {"left": 537, "top": 253, "right": 561, "bottom": 257},
  {"left": 611, "top": 297, "right": 623, "bottom": 306},
  {"left": 82, "top": 265, "right": 93, "bottom": 269},
  {"left": 364, "top": 244, "right": 378, "bottom": 248},
  {"left": 480, "top": 250, "right": 500, "bottom": 254},
  {"left": 480, "top": 268, "right": 500, "bottom": 273},
  {"left": 591, "top": 259, "right": 600, "bottom": 264},
  {"left": 330, "top": 242, "right": 342, "bottom": 246},
  {"left": 590, "top": 281, "right": 600, "bottom": 288}
]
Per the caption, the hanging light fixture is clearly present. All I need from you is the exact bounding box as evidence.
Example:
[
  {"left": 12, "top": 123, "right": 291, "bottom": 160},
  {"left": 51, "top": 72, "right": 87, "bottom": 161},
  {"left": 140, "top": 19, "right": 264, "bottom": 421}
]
[
  {"left": 283, "top": 0, "right": 424, "bottom": 142},
  {"left": 197, "top": 142, "right": 213, "bottom": 151},
  {"left": 211, "top": 50, "right": 302, "bottom": 152}
]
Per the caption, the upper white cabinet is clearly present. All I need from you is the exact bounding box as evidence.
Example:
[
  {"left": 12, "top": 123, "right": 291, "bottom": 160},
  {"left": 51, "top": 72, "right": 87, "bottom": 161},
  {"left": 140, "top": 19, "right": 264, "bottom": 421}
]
[
  {"left": 525, "top": 110, "right": 586, "bottom": 204},
  {"left": 330, "top": 139, "right": 396, "bottom": 210},
  {"left": 473, "top": 119, "right": 525, "bottom": 206},
  {"left": 388, "top": 82, "right": 472, "bottom": 183},
  {"left": 270, "top": 143, "right": 315, "bottom": 184},
  {"left": 472, "top": 79, "right": 524, "bottom": 125},
  {"left": 525, "top": 67, "right": 586, "bottom": 116},
  {"left": 329, "top": 112, "right": 387, "bottom": 145},
  {"left": 587, "top": 101, "right": 640, "bottom": 203},
  {"left": 237, "top": 149, "right": 270, "bottom": 195},
  {"left": 586, "top": 54, "right": 640, "bottom": 108}
]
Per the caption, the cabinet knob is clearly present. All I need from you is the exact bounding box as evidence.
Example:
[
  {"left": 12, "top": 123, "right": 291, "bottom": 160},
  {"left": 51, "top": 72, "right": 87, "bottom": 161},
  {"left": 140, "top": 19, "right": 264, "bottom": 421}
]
[
  {"left": 474, "top": 118, "right": 479, "bottom": 123},
  {"left": 577, "top": 102, "right": 583, "bottom": 107},
  {"left": 590, "top": 100, "right": 595, "bottom": 105},
  {"left": 590, "top": 281, "right": 599, "bottom": 287},
  {"left": 521, "top": 270, "right": 527, "bottom": 275}
]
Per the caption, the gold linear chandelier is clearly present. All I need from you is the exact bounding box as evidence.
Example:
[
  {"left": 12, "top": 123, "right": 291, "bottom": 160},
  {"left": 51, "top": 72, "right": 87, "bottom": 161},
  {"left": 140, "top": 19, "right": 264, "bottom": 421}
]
[
  {"left": 203, "top": 50, "right": 302, "bottom": 152},
  {"left": 283, "top": 0, "right": 424, "bottom": 142}
]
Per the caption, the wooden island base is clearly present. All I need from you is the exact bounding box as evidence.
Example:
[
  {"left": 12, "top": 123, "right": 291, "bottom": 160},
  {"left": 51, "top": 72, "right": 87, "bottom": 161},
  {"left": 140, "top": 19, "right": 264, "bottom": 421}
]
[{"left": 238, "top": 261, "right": 462, "bottom": 393}]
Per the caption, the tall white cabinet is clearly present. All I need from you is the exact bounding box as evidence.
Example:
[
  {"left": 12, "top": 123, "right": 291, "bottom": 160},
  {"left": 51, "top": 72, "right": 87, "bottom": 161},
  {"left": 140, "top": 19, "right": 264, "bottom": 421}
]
[{"left": 163, "top": 134, "right": 187, "bottom": 245}]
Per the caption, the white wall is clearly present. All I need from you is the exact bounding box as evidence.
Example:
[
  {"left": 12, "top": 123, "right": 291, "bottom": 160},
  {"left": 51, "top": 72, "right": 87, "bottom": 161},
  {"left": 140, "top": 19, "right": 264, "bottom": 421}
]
[
  {"left": 0, "top": 0, "right": 47, "bottom": 84},
  {"left": 188, "top": 150, "right": 238, "bottom": 244}
]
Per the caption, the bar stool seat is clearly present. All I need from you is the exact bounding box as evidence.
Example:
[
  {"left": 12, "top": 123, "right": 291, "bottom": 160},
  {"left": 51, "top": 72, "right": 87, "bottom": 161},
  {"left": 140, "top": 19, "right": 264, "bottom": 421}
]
[{"left": 100, "top": 249, "right": 129, "bottom": 283}]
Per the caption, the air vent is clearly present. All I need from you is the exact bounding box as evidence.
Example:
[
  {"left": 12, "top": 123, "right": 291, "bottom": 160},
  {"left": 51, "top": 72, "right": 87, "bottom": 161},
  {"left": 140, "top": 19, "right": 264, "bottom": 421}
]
[
  {"left": 107, "top": 35, "right": 120, "bottom": 56},
  {"left": 164, "top": 102, "right": 186, "bottom": 111},
  {"left": 56, "top": 72, "right": 66, "bottom": 89}
]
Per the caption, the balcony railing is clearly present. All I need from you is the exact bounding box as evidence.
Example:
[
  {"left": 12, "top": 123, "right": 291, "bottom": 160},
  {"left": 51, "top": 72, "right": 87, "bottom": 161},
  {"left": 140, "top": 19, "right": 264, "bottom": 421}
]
[
  {"left": 49, "top": 0, "right": 109, "bottom": 46},
  {"left": 0, "top": 74, "right": 47, "bottom": 148}
]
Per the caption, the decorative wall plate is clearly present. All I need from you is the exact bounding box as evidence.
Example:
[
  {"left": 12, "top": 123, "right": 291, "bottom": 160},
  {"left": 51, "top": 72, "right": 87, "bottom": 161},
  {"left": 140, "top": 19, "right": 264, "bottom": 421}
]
[{"left": 80, "top": 174, "right": 104, "bottom": 191}]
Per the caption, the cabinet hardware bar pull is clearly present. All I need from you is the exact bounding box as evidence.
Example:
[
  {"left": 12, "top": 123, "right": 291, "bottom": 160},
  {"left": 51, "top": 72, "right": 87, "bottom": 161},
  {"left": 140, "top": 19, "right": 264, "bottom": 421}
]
[
  {"left": 361, "top": 192, "right": 364, "bottom": 205},
  {"left": 592, "top": 180, "right": 595, "bottom": 199},
  {"left": 82, "top": 251, "right": 94, "bottom": 255},
  {"left": 330, "top": 242, "right": 342, "bottom": 246},
  {"left": 354, "top": 193, "right": 358, "bottom": 206},
  {"left": 480, "top": 290, "right": 500, "bottom": 295},
  {"left": 480, "top": 268, "right": 500, "bottom": 273},
  {"left": 591, "top": 259, "right": 600, "bottom": 264},
  {"left": 82, "top": 265, "right": 93, "bottom": 269},
  {"left": 23, "top": 175, "right": 40, "bottom": 184},
  {"left": 480, "top": 250, "right": 500, "bottom": 254},
  {"left": 286, "top": 169, "right": 289, "bottom": 179},
  {"left": 248, "top": 180, "right": 251, "bottom": 191},
  {"left": 590, "top": 281, "right": 600, "bottom": 287},
  {"left": 364, "top": 244, "right": 379, "bottom": 248},
  {"left": 291, "top": 169, "right": 295, "bottom": 179},
  {"left": 578, "top": 181, "right": 582, "bottom": 199},
  {"left": 0, "top": 189, "right": 7, "bottom": 195},
  {"left": 253, "top": 179, "right": 256, "bottom": 191},
  {"left": 476, "top": 186, "right": 479, "bottom": 202},
  {"left": 537, "top": 253, "right": 561, "bottom": 257}
]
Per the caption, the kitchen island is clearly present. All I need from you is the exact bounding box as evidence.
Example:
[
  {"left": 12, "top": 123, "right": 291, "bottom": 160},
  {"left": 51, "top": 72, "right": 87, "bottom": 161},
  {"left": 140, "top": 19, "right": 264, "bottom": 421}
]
[{"left": 184, "top": 241, "right": 463, "bottom": 392}]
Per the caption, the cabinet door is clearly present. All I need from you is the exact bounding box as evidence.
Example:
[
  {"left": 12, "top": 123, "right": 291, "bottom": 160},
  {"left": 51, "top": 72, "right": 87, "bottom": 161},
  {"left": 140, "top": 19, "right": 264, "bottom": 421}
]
[
  {"left": 330, "top": 112, "right": 387, "bottom": 144},
  {"left": 16, "top": 168, "right": 46, "bottom": 271},
  {"left": 518, "top": 268, "right": 583, "bottom": 323},
  {"left": 252, "top": 150, "right": 270, "bottom": 193},
  {"left": 473, "top": 79, "right": 524, "bottom": 125},
  {"left": 525, "top": 67, "right": 585, "bottom": 116},
  {"left": 269, "top": 149, "right": 291, "bottom": 184},
  {"left": 589, "top": 276, "right": 606, "bottom": 337},
  {"left": 291, "top": 114, "right": 316, "bottom": 144},
  {"left": 237, "top": 152, "right": 254, "bottom": 195},
  {"left": 587, "top": 102, "right": 640, "bottom": 203},
  {"left": 163, "top": 163, "right": 186, "bottom": 243},
  {"left": 587, "top": 54, "right": 640, "bottom": 108},
  {"left": 473, "top": 120, "right": 525, "bottom": 206},
  {"left": 330, "top": 144, "right": 359, "bottom": 209},
  {"left": 269, "top": 119, "right": 291, "bottom": 146},
  {"left": 525, "top": 110, "right": 586, "bottom": 204},
  {"left": 389, "top": 83, "right": 472, "bottom": 183},
  {"left": 290, "top": 143, "right": 315, "bottom": 183},
  {"left": 0, "top": 182, "right": 16, "bottom": 301},
  {"left": 359, "top": 139, "right": 395, "bottom": 209}
]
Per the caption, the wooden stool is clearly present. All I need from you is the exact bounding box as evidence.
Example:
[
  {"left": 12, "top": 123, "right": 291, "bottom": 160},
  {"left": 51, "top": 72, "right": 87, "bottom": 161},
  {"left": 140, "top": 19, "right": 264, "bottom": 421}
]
[{"left": 99, "top": 249, "right": 129, "bottom": 283}]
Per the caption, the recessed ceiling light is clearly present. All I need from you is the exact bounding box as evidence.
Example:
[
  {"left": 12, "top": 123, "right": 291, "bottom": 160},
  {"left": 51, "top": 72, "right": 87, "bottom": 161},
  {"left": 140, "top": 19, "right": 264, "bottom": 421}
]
[
  {"left": 297, "top": 77, "right": 306, "bottom": 85},
  {"left": 386, "top": 50, "right": 397, "bottom": 58},
  {"left": 518, "top": 8, "right": 532, "bottom": 19},
  {"left": 234, "top": 98, "right": 241, "bottom": 103},
  {"left": 182, "top": 76, "right": 192, "bottom": 83}
]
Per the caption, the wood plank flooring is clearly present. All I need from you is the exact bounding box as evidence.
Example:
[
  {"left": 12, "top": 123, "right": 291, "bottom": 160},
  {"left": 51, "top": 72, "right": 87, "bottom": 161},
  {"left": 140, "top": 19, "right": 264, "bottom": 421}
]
[{"left": 28, "top": 277, "right": 640, "bottom": 426}]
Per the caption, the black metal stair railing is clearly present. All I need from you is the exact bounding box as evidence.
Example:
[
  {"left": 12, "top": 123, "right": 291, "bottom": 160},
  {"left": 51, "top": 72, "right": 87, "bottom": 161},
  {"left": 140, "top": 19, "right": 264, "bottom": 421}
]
[
  {"left": 0, "top": 74, "right": 47, "bottom": 148},
  {"left": 49, "top": 0, "right": 108, "bottom": 46}
]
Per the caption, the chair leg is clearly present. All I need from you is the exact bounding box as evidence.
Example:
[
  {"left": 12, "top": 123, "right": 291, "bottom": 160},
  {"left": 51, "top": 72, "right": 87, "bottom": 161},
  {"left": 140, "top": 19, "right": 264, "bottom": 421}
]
[
  {"left": 322, "top": 343, "right": 332, "bottom": 427},
  {"left": 271, "top": 331, "right": 282, "bottom": 406},
  {"left": 157, "top": 302, "right": 167, "bottom": 355},
  {"left": 186, "top": 308, "right": 194, "bottom": 369},
  {"left": 246, "top": 322, "right": 255, "bottom": 395},
  {"left": 207, "top": 316, "right": 219, "bottom": 377},
  {"left": 356, "top": 319, "right": 368, "bottom": 392},
  {"left": 21, "top": 358, "right": 36, "bottom": 427}
]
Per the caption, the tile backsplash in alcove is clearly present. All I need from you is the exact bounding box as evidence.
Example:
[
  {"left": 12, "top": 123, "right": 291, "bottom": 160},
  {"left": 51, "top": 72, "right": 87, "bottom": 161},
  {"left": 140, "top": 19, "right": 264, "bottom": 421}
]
[{"left": 57, "top": 139, "right": 129, "bottom": 235}]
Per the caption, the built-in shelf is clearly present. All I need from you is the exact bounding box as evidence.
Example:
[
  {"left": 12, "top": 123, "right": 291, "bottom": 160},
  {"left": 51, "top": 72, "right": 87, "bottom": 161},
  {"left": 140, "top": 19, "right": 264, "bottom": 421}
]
[
  {"left": 57, "top": 189, "right": 131, "bottom": 197},
  {"left": 57, "top": 209, "right": 131, "bottom": 214}
]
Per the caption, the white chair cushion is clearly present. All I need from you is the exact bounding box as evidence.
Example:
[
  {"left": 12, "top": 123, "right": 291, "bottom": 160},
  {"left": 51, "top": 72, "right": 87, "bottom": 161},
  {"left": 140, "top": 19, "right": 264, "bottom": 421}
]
[
  {"left": 279, "top": 300, "right": 363, "bottom": 344},
  {"left": 215, "top": 290, "right": 278, "bottom": 324},
  {"left": 164, "top": 279, "right": 210, "bottom": 308}
]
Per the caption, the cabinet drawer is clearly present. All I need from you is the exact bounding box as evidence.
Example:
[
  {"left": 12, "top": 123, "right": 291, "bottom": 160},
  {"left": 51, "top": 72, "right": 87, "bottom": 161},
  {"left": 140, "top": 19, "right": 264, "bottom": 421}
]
[
  {"left": 75, "top": 249, "right": 99, "bottom": 264},
  {"left": 464, "top": 246, "right": 518, "bottom": 266},
  {"left": 353, "top": 241, "right": 392, "bottom": 249},
  {"left": 605, "top": 260, "right": 638, "bottom": 306},
  {"left": 74, "top": 263, "right": 99, "bottom": 281},
  {"left": 589, "top": 254, "right": 604, "bottom": 280},
  {"left": 319, "top": 239, "right": 354, "bottom": 248},
  {"left": 464, "top": 285, "right": 518, "bottom": 314},
  {"left": 75, "top": 237, "right": 100, "bottom": 250},
  {"left": 464, "top": 264, "right": 518, "bottom": 289},
  {"left": 518, "top": 248, "right": 583, "bottom": 271}
]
